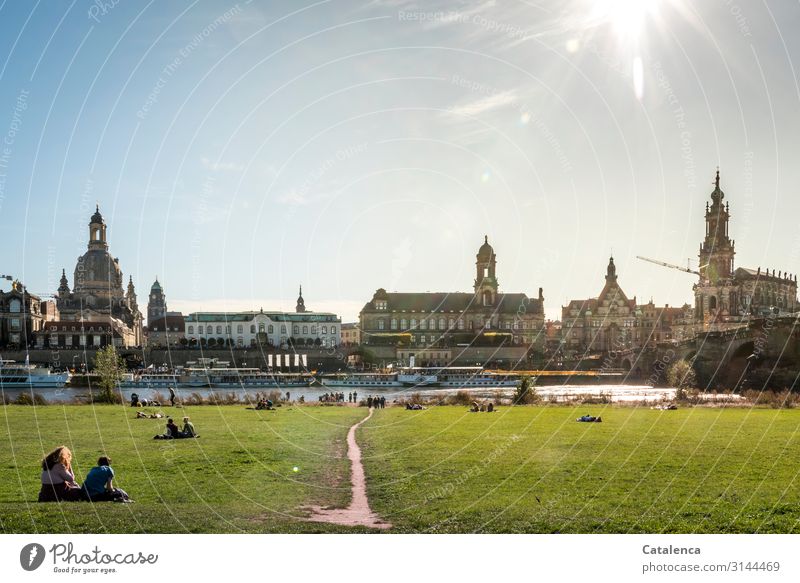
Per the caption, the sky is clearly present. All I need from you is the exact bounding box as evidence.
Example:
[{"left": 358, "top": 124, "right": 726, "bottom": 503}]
[{"left": 1, "top": 0, "right": 799, "bottom": 323}]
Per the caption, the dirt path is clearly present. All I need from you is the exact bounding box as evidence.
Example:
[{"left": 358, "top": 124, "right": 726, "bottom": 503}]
[{"left": 305, "top": 407, "right": 391, "bottom": 529}]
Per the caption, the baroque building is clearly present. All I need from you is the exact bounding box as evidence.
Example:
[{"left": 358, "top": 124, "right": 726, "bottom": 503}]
[
  {"left": 0, "top": 280, "right": 44, "bottom": 348},
  {"left": 359, "top": 237, "right": 546, "bottom": 360},
  {"left": 54, "top": 206, "right": 143, "bottom": 347},
  {"left": 561, "top": 257, "right": 694, "bottom": 357},
  {"left": 694, "top": 171, "right": 797, "bottom": 324}
]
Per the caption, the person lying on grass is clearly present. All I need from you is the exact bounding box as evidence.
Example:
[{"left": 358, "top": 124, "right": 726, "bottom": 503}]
[
  {"left": 577, "top": 414, "right": 602, "bottom": 423},
  {"left": 136, "top": 411, "right": 163, "bottom": 419},
  {"left": 82, "top": 456, "right": 132, "bottom": 503},
  {"left": 39, "top": 446, "right": 84, "bottom": 502}
]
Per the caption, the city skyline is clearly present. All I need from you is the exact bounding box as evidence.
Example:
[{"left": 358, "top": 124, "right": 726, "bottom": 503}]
[{"left": 2, "top": 1, "right": 799, "bottom": 322}]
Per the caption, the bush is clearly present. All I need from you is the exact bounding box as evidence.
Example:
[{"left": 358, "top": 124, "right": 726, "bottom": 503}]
[
  {"left": 743, "top": 389, "right": 799, "bottom": 409},
  {"left": 446, "top": 390, "right": 473, "bottom": 406},
  {"left": 14, "top": 392, "right": 49, "bottom": 406},
  {"left": 512, "top": 376, "right": 539, "bottom": 405},
  {"left": 665, "top": 360, "right": 697, "bottom": 401}
]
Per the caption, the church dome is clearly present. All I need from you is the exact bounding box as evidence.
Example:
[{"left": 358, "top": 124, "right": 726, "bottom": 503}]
[
  {"left": 151, "top": 278, "right": 162, "bottom": 292},
  {"left": 73, "top": 249, "right": 123, "bottom": 293},
  {"left": 477, "top": 235, "right": 494, "bottom": 260}
]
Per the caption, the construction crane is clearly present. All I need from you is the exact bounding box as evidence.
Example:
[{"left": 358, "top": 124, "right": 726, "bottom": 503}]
[{"left": 636, "top": 255, "right": 702, "bottom": 276}]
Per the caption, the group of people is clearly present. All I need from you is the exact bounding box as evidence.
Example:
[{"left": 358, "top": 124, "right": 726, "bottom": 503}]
[
  {"left": 469, "top": 401, "right": 495, "bottom": 413},
  {"left": 319, "top": 392, "right": 347, "bottom": 403},
  {"left": 130, "top": 387, "right": 177, "bottom": 408},
  {"left": 38, "top": 446, "right": 131, "bottom": 503},
  {"left": 153, "top": 417, "right": 197, "bottom": 439},
  {"left": 366, "top": 395, "right": 386, "bottom": 408},
  {"left": 255, "top": 399, "right": 274, "bottom": 410}
]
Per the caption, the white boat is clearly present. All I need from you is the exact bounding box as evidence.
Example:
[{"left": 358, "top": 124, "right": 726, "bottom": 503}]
[
  {"left": 436, "top": 367, "right": 520, "bottom": 388},
  {"left": 0, "top": 359, "right": 70, "bottom": 389},
  {"left": 319, "top": 372, "right": 402, "bottom": 387},
  {"left": 183, "top": 366, "right": 311, "bottom": 388},
  {"left": 397, "top": 368, "right": 439, "bottom": 387},
  {"left": 120, "top": 371, "right": 182, "bottom": 389}
]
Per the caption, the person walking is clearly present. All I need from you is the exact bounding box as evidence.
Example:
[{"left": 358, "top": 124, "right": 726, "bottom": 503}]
[
  {"left": 169, "top": 386, "right": 176, "bottom": 407},
  {"left": 353, "top": 391, "right": 358, "bottom": 403},
  {"left": 380, "top": 396, "right": 386, "bottom": 409},
  {"left": 367, "top": 395, "right": 373, "bottom": 408}
]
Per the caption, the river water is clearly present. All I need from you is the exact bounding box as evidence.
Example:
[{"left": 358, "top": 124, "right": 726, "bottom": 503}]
[{"left": 0, "top": 383, "right": 719, "bottom": 404}]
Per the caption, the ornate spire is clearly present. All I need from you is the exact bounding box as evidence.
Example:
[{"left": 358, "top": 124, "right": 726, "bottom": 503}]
[
  {"left": 296, "top": 285, "right": 306, "bottom": 313},
  {"left": 58, "top": 268, "right": 70, "bottom": 294},
  {"left": 606, "top": 256, "right": 617, "bottom": 283}
]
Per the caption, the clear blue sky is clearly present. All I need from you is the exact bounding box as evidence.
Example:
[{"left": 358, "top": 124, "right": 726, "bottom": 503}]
[{"left": 1, "top": 0, "right": 799, "bottom": 322}]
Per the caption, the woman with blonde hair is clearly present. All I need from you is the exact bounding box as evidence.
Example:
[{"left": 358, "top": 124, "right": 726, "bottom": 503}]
[{"left": 38, "top": 446, "right": 84, "bottom": 502}]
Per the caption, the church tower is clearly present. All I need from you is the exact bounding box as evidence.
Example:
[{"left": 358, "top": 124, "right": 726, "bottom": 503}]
[
  {"left": 148, "top": 278, "right": 167, "bottom": 323},
  {"left": 694, "top": 169, "right": 738, "bottom": 322},
  {"left": 88, "top": 204, "right": 108, "bottom": 251},
  {"left": 296, "top": 285, "right": 306, "bottom": 313},
  {"left": 474, "top": 236, "right": 499, "bottom": 306}
]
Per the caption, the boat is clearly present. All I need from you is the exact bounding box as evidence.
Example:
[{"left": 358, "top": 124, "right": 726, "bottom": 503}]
[
  {"left": 120, "top": 371, "right": 182, "bottom": 389},
  {"left": 436, "top": 367, "right": 520, "bottom": 388},
  {"left": 318, "top": 372, "right": 402, "bottom": 387},
  {"left": 184, "top": 366, "right": 311, "bottom": 388},
  {"left": 0, "top": 359, "right": 70, "bottom": 389}
]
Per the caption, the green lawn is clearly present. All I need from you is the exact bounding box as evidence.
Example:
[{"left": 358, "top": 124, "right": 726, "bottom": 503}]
[
  {"left": 360, "top": 406, "right": 800, "bottom": 533},
  {"left": 2, "top": 403, "right": 800, "bottom": 533},
  {"left": 0, "top": 403, "right": 370, "bottom": 533}
]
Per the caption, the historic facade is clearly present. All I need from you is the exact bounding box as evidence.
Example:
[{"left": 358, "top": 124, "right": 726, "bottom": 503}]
[
  {"left": 694, "top": 171, "right": 797, "bottom": 324},
  {"left": 184, "top": 292, "right": 341, "bottom": 349},
  {"left": 561, "top": 257, "right": 694, "bottom": 356},
  {"left": 0, "top": 280, "right": 44, "bottom": 348},
  {"left": 359, "top": 237, "right": 546, "bottom": 354},
  {"left": 55, "top": 206, "right": 144, "bottom": 347}
]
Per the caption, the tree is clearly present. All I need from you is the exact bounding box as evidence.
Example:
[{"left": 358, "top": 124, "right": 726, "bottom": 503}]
[
  {"left": 179, "top": 337, "right": 188, "bottom": 347},
  {"left": 666, "top": 359, "right": 697, "bottom": 400},
  {"left": 93, "top": 345, "right": 125, "bottom": 404},
  {"left": 512, "top": 375, "right": 539, "bottom": 405}
]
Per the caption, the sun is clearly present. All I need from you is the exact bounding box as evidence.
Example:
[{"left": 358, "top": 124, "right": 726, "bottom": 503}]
[{"left": 591, "top": 0, "right": 660, "bottom": 43}]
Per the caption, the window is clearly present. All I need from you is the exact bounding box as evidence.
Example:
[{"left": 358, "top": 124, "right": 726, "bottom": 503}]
[
  {"left": 237, "top": 337, "right": 244, "bottom": 347},
  {"left": 391, "top": 319, "right": 398, "bottom": 330},
  {"left": 378, "top": 319, "right": 385, "bottom": 330},
  {"left": 237, "top": 325, "right": 243, "bottom": 334},
  {"left": 303, "top": 325, "right": 308, "bottom": 334},
  {"left": 420, "top": 335, "right": 426, "bottom": 344},
  {"left": 458, "top": 318, "right": 464, "bottom": 330},
  {"left": 281, "top": 325, "right": 287, "bottom": 334},
  {"left": 10, "top": 318, "right": 20, "bottom": 329},
  {"left": 376, "top": 300, "right": 387, "bottom": 310},
  {"left": 400, "top": 319, "right": 407, "bottom": 330},
  {"left": 448, "top": 318, "right": 454, "bottom": 329},
  {"left": 322, "top": 326, "right": 327, "bottom": 334},
  {"left": 268, "top": 325, "right": 274, "bottom": 333},
  {"left": 259, "top": 323, "right": 266, "bottom": 333},
  {"left": 250, "top": 325, "right": 256, "bottom": 334},
  {"left": 225, "top": 325, "right": 231, "bottom": 334},
  {"left": 293, "top": 325, "right": 300, "bottom": 334},
  {"left": 216, "top": 325, "right": 222, "bottom": 334},
  {"left": 311, "top": 326, "right": 317, "bottom": 334},
  {"left": 410, "top": 318, "right": 417, "bottom": 329},
  {"left": 438, "top": 318, "right": 445, "bottom": 330},
  {"left": 331, "top": 326, "right": 336, "bottom": 334},
  {"left": 206, "top": 325, "right": 213, "bottom": 334},
  {"left": 420, "top": 319, "right": 427, "bottom": 330},
  {"left": 9, "top": 299, "right": 21, "bottom": 313}
]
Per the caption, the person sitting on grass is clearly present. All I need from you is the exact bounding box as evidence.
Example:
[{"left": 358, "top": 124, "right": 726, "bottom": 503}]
[
  {"left": 82, "top": 456, "right": 131, "bottom": 503},
  {"left": 469, "top": 401, "right": 480, "bottom": 413},
  {"left": 487, "top": 402, "right": 494, "bottom": 413},
  {"left": 38, "top": 446, "right": 85, "bottom": 502},
  {"left": 154, "top": 418, "right": 181, "bottom": 439},
  {"left": 181, "top": 417, "right": 196, "bottom": 438}
]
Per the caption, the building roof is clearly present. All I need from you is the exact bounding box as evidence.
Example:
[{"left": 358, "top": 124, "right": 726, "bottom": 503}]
[
  {"left": 147, "top": 315, "right": 186, "bottom": 332},
  {"left": 184, "top": 311, "right": 340, "bottom": 323},
  {"left": 361, "top": 291, "right": 543, "bottom": 315},
  {"left": 735, "top": 267, "right": 797, "bottom": 284}
]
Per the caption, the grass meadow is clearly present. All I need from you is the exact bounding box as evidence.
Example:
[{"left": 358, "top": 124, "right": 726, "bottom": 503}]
[{"left": 2, "top": 403, "right": 799, "bottom": 533}]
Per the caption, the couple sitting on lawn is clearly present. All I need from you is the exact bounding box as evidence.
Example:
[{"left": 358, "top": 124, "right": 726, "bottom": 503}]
[
  {"left": 38, "top": 446, "right": 131, "bottom": 503},
  {"left": 153, "top": 417, "right": 197, "bottom": 440}
]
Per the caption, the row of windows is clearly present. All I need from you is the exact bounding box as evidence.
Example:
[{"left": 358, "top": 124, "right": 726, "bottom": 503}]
[
  {"left": 186, "top": 324, "right": 337, "bottom": 335},
  {"left": 377, "top": 317, "right": 528, "bottom": 331}
]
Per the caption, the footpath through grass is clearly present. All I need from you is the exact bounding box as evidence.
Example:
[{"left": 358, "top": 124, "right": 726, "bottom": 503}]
[
  {"left": 360, "top": 406, "right": 800, "bottom": 533},
  {"left": 0, "top": 403, "right": 368, "bottom": 533},
  {"left": 3, "top": 404, "right": 800, "bottom": 533}
]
